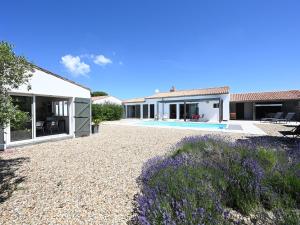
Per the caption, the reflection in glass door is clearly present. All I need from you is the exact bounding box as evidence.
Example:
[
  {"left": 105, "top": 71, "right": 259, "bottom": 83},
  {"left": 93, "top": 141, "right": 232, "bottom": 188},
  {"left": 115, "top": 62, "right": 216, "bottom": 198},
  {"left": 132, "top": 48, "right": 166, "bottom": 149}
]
[
  {"left": 10, "top": 96, "right": 32, "bottom": 142},
  {"left": 150, "top": 104, "right": 155, "bottom": 118},
  {"left": 143, "top": 104, "right": 148, "bottom": 118},
  {"left": 169, "top": 104, "right": 177, "bottom": 119},
  {"left": 180, "top": 103, "right": 199, "bottom": 119}
]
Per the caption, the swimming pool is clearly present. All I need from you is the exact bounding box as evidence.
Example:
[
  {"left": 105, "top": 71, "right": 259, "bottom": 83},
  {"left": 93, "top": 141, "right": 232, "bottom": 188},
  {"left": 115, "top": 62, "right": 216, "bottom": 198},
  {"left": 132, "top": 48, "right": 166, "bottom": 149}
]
[{"left": 139, "top": 121, "right": 227, "bottom": 130}]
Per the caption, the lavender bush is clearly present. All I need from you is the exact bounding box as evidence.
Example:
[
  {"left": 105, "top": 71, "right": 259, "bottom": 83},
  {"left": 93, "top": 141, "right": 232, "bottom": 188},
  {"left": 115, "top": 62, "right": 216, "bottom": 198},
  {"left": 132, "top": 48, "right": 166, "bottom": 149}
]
[{"left": 132, "top": 135, "right": 300, "bottom": 225}]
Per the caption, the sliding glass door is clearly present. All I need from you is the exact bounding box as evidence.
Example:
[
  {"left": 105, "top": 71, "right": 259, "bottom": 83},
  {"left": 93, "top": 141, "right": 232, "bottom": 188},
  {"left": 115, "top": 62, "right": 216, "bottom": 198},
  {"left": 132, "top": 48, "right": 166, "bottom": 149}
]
[
  {"left": 9, "top": 95, "right": 71, "bottom": 143},
  {"left": 10, "top": 96, "right": 33, "bottom": 142},
  {"left": 35, "top": 96, "right": 70, "bottom": 137},
  {"left": 143, "top": 104, "right": 148, "bottom": 118},
  {"left": 150, "top": 104, "right": 155, "bottom": 118},
  {"left": 179, "top": 103, "right": 199, "bottom": 119},
  {"left": 169, "top": 104, "right": 177, "bottom": 119},
  {"left": 126, "top": 105, "right": 141, "bottom": 118}
]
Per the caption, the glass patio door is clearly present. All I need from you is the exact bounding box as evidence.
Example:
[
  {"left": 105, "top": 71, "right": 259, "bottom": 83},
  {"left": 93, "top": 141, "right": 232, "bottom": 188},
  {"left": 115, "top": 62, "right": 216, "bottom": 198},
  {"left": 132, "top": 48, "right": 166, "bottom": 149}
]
[
  {"left": 10, "top": 96, "right": 33, "bottom": 142},
  {"left": 169, "top": 104, "right": 177, "bottom": 119}
]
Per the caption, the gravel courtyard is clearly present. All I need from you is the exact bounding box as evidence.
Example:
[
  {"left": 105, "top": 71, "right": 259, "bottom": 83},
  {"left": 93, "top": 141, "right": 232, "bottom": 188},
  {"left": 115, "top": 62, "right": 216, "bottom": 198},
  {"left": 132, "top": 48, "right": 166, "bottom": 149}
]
[{"left": 0, "top": 123, "right": 295, "bottom": 224}]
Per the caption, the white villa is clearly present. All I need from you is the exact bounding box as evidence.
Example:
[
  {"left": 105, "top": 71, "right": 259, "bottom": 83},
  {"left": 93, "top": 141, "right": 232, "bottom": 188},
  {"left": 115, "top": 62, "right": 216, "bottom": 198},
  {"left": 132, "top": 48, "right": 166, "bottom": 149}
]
[{"left": 122, "top": 86, "right": 230, "bottom": 122}]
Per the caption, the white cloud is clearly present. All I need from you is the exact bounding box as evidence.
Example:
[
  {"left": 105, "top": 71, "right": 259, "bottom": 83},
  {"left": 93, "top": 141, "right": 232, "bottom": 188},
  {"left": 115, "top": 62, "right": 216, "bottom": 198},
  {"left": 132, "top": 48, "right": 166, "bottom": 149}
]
[
  {"left": 93, "top": 55, "right": 112, "bottom": 66},
  {"left": 155, "top": 89, "right": 160, "bottom": 93},
  {"left": 61, "top": 55, "right": 90, "bottom": 76}
]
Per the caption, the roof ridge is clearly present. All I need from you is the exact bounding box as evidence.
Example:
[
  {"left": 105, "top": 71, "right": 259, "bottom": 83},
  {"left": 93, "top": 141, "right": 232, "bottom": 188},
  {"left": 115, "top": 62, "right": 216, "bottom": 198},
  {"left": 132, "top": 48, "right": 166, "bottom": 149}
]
[
  {"left": 123, "top": 97, "right": 145, "bottom": 101},
  {"left": 231, "top": 89, "right": 300, "bottom": 102},
  {"left": 91, "top": 95, "right": 110, "bottom": 99},
  {"left": 155, "top": 86, "right": 230, "bottom": 94},
  {"left": 232, "top": 89, "right": 300, "bottom": 95}
]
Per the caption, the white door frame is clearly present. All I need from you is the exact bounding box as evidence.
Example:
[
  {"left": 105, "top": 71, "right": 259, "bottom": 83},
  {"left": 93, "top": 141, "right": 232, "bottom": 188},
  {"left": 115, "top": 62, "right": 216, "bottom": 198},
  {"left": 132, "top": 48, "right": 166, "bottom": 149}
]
[{"left": 6, "top": 93, "right": 74, "bottom": 148}]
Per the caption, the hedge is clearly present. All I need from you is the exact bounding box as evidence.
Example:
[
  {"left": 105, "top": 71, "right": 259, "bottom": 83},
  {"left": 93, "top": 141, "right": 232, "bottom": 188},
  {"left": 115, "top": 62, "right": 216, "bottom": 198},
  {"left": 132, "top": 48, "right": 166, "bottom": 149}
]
[{"left": 92, "top": 103, "right": 123, "bottom": 122}]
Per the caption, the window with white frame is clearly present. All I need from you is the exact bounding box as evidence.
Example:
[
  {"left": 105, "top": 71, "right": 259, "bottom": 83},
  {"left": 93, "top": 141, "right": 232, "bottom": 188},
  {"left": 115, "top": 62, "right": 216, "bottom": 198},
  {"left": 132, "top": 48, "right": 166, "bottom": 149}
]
[{"left": 52, "top": 101, "right": 68, "bottom": 116}]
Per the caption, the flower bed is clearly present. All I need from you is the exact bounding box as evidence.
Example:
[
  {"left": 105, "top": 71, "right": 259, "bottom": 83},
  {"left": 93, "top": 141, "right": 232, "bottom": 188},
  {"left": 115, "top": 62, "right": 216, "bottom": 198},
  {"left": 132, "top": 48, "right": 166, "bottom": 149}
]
[{"left": 132, "top": 136, "right": 300, "bottom": 224}]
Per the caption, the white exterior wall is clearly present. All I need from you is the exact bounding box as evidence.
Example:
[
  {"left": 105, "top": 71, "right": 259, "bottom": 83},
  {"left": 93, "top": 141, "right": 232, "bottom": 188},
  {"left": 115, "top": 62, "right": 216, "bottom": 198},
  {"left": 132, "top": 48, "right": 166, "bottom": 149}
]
[
  {"left": 3, "top": 68, "right": 91, "bottom": 150},
  {"left": 123, "top": 93, "right": 230, "bottom": 122},
  {"left": 149, "top": 94, "right": 229, "bottom": 122},
  {"left": 10, "top": 68, "right": 90, "bottom": 98},
  {"left": 198, "top": 100, "right": 220, "bottom": 121},
  {"left": 93, "top": 96, "right": 122, "bottom": 105},
  {"left": 123, "top": 99, "right": 157, "bottom": 119},
  {"left": 222, "top": 94, "right": 230, "bottom": 121}
]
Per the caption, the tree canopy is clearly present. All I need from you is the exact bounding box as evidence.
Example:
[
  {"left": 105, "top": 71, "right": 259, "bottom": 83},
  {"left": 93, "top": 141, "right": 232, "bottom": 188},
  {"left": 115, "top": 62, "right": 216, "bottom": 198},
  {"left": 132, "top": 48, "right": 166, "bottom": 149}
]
[
  {"left": 91, "top": 91, "right": 108, "bottom": 97},
  {"left": 0, "top": 41, "right": 34, "bottom": 127}
]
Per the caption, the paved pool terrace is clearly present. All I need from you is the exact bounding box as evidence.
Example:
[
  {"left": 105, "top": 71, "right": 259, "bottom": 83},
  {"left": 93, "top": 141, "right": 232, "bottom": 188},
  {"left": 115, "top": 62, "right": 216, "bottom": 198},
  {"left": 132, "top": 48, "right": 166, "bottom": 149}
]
[{"left": 105, "top": 119, "right": 266, "bottom": 135}]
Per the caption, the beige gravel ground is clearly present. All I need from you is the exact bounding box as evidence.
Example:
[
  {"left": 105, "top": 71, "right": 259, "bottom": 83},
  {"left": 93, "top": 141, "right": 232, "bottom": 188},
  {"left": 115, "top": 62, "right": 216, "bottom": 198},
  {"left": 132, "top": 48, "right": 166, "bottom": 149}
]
[{"left": 0, "top": 123, "right": 296, "bottom": 225}]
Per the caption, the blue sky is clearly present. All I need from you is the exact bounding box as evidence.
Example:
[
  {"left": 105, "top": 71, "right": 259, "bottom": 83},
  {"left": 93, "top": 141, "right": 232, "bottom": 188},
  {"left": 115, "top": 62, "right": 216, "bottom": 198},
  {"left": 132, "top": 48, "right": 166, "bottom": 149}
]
[{"left": 1, "top": 0, "right": 300, "bottom": 99}]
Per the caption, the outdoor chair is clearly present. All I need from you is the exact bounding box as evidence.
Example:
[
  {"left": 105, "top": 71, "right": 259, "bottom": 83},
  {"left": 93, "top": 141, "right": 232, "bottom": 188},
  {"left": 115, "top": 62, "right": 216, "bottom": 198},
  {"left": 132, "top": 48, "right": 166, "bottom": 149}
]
[
  {"left": 36, "top": 121, "right": 45, "bottom": 135},
  {"left": 260, "top": 112, "right": 283, "bottom": 122},
  {"left": 280, "top": 125, "right": 300, "bottom": 138},
  {"left": 191, "top": 114, "right": 200, "bottom": 121},
  {"left": 45, "top": 120, "right": 59, "bottom": 134},
  {"left": 272, "top": 112, "right": 295, "bottom": 123},
  {"left": 162, "top": 114, "right": 168, "bottom": 120},
  {"left": 191, "top": 114, "right": 204, "bottom": 122}
]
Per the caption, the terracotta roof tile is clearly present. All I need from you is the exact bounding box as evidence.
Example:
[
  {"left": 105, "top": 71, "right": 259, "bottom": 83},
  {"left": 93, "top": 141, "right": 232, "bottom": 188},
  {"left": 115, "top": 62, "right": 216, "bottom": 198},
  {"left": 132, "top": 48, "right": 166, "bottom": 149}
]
[
  {"left": 231, "top": 90, "right": 300, "bottom": 102},
  {"left": 146, "top": 86, "right": 230, "bottom": 99},
  {"left": 122, "top": 97, "right": 145, "bottom": 104},
  {"left": 91, "top": 96, "right": 109, "bottom": 101}
]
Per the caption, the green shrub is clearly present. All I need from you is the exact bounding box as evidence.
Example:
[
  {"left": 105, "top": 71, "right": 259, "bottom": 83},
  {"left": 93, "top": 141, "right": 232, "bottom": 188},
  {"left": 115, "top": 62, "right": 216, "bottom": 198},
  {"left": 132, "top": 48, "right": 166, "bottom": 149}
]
[
  {"left": 133, "top": 136, "right": 300, "bottom": 224},
  {"left": 92, "top": 103, "right": 123, "bottom": 121},
  {"left": 91, "top": 91, "right": 108, "bottom": 97},
  {"left": 275, "top": 209, "right": 300, "bottom": 225},
  {"left": 10, "top": 110, "right": 30, "bottom": 130},
  {"left": 257, "top": 148, "right": 277, "bottom": 172}
]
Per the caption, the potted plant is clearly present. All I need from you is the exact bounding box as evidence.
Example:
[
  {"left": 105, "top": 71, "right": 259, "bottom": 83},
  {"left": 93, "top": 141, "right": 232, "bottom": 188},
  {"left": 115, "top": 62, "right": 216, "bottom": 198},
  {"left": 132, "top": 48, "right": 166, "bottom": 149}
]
[{"left": 92, "top": 118, "right": 101, "bottom": 134}]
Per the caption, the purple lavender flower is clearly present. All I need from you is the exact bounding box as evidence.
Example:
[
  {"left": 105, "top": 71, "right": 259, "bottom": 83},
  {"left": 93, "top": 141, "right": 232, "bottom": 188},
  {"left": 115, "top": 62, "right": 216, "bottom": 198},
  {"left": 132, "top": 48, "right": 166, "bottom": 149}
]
[{"left": 132, "top": 134, "right": 299, "bottom": 224}]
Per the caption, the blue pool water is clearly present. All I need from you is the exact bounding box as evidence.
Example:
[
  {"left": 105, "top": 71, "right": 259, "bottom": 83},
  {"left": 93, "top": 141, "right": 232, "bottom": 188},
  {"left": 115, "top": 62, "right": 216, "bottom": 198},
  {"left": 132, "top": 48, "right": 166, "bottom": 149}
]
[{"left": 139, "top": 121, "right": 227, "bottom": 129}]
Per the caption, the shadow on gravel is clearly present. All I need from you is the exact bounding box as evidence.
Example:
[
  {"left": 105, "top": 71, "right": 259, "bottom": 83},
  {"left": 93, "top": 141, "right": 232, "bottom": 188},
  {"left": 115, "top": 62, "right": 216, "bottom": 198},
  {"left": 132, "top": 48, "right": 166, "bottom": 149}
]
[{"left": 0, "top": 157, "right": 29, "bottom": 203}]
